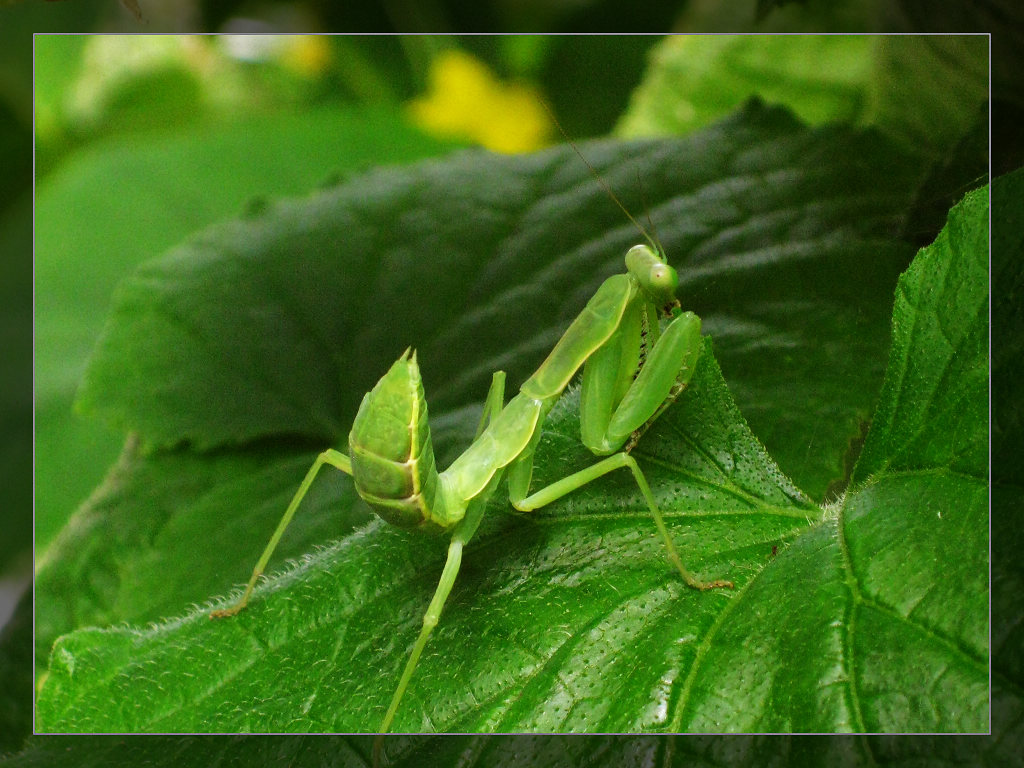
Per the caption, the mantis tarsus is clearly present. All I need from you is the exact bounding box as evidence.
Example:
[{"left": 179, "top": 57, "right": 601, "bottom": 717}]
[{"left": 210, "top": 159, "right": 734, "bottom": 736}]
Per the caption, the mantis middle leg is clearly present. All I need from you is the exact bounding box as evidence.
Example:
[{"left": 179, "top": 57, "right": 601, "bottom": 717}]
[
  {"left": 510, "top": 451, "right": 731, "bottom": 590},
  {"left": 508, "top": 308, "right": 733, "bottom": 590}
]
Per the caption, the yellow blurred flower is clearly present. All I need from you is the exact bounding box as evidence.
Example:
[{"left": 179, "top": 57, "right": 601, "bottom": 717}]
[
  {"left": 278, "top": 36, "right": 334, "bottom": 78},
  {"left": 407, "top": 50, "right": 552, "bottom": 153}
]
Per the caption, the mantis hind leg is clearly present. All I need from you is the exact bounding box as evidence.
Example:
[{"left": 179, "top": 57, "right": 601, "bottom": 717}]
[
  {"left": 377, "top": 470, "right": 497, "bottom": 736},
  {"left": 377, "top": 536, "right": 465, "bottom": 734},
  {"left": 510, "top": 452, "right": 732, "bottom": 591},
  {"left": 376, "top": 372, "right": 506, "bottom": 737},
  {"left": 210, "top": 448, "right": 353, "bottom": 618}
]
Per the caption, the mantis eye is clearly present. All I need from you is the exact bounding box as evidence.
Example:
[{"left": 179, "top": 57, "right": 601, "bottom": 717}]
[{"left": 647, "top": 263, "right": 679, "bottom": 293}]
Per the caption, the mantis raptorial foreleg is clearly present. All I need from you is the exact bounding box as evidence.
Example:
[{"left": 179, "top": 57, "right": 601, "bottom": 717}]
[{"left": 211, "top": 239, "right": 733, "bottom": 734}]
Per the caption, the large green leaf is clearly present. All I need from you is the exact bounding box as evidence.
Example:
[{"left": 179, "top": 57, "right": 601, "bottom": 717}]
[
  {"left": 35, "top": 102, "right": 987, "bottom": 734},
  {"left": 843, "top": 186, "right": 989, "bottom": 731},
  {"left": 39, "top": 343, "right": 819, "bottom": 732},
  {"left": 36, "top": 102, "right": 919, "bottom": 658}
]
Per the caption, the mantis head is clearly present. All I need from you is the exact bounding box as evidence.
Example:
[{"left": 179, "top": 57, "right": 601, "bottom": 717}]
[{"left": 625, "top": 243, "right": 679, "bottom": 308}]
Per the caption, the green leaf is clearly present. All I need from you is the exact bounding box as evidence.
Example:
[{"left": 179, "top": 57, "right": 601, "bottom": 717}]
[
  {"left": 618, "top": 35, "right": 989, "bottom": 165},
  {"left": 37, "top": 102, "right": 984, "bottom": 734},
  {"left": 838, "top": 187, "right": 990, "bottom": 733},
  {"left": 843, "top": 186, "right": 989, "bottom": 729},
  {"left": 854, "top": 186, "right": 988, "bottom": 481},
  {"left": 39, "top": 344, "right": 820, "bottom": 733}
]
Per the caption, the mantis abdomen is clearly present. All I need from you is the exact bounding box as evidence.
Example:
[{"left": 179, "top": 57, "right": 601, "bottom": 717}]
[{"left": 349, "top": 348, "right": 454, "bottom": 532}]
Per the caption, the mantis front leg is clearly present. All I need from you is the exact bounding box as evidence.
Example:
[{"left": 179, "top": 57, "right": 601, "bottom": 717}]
[{"left": 582, "top": 306, "right": 703, "bottom": 454}]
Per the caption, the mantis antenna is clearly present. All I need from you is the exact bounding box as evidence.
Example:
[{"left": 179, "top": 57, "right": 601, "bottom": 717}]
[{"left": 541, "top": 100, "right": 663, "bottom": 257}]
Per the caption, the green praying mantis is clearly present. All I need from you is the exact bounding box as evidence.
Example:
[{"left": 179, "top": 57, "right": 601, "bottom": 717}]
[{"left": 210, "top": 144, "right": 734, "bottom": 736}]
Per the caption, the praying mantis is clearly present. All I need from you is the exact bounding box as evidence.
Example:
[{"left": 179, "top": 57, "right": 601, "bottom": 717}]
[{"left": 210, "top": 147, "right": 734, "bottom": 736}]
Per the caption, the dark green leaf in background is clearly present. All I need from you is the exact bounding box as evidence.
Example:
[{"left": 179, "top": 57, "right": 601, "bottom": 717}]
[
  {"left": 73, "top": 101, "right": 922, "bottom": 490},
  {"left": 868, "top": 35, "right": 989, "bottom": 160}
]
